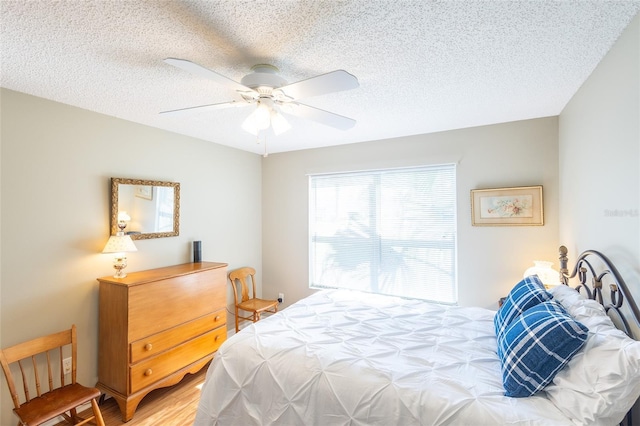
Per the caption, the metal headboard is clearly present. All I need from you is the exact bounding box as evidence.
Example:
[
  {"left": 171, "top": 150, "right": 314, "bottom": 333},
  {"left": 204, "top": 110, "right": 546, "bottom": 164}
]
[
  {"left": 558, "top": 245, "right": 640, "bottom": 426},
  {"left": 558, "top": 245, "right": 640, "bottom": 339}
]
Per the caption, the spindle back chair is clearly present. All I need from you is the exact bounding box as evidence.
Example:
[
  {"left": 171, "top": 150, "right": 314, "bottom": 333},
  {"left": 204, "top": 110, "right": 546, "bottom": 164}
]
[
  {"left": 229, "top": 267, "right": 279, "bottom": 332},
  {"left": 0, "top": 324, "right": 104, "bottom": 426}
]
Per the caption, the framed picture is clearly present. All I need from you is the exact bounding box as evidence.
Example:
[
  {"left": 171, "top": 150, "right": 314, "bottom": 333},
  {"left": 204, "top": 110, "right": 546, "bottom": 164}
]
[
  {"left": 135, "top": 185, "right": 153, "bottom": 200},
  {"left": 471, "top": 186, "right": 543, "bottom": 226}
]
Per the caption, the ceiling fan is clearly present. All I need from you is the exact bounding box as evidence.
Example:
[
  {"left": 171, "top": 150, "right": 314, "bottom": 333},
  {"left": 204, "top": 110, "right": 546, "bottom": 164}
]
[{"left": 161, "top": 58, "right": 359, "bottom": 136}]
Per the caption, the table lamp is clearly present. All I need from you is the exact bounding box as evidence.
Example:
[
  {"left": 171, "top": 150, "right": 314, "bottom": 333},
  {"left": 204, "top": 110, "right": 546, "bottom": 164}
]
[{"left": 102, "top": 232, "right": 138, "bottom": 278}]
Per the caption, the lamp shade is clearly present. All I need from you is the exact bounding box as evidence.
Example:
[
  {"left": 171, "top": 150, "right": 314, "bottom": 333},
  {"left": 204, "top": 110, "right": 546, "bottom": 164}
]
[
  {"left": 253, "top": 101, "right": 271, "bottom": 129},
  {"left": 102, "top": 233, "right": 138, "bottom": 254},
  {"left": 270, "top": 109, "right": 291, "bottom": 135},
  {"left": 524, "top": 260, "right": 560, "bottom": 288},
  {"left": 241, "top": 110, "right": 261, "bottom": 135}
]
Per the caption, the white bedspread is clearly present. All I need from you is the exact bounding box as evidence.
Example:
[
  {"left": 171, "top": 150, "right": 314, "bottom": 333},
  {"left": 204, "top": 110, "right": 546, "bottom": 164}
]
[{"left": 194, "top": 290, "right": 573, "bottom": 425}]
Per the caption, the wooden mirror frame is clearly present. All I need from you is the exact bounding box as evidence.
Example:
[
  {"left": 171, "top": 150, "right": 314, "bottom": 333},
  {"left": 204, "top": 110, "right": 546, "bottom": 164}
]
[{"left": 110, "top": 178, "right": 180, "bottom": 240}]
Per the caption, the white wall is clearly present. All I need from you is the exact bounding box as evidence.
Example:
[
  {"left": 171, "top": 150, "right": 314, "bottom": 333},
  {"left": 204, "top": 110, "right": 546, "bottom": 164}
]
[
  {"left": 559, "top": 14, "right": 639, "bottom": 421},
  {"left": 559, "top": 14, "right": 639, "bottom": 298},
  {"left": 0, "top": 89, "right": 262, "bottom": 423},
  {"left": 262, "top": 117, "right": 559, "bottom": 309}
]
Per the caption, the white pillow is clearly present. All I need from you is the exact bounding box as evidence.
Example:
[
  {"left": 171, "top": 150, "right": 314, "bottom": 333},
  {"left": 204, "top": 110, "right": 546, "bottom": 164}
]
[
  {"left": 549, "top": 284, "right": 586, "bottom": 309},
  {"left": 545, "top": 288, "right": 640, "bottom": 425}
]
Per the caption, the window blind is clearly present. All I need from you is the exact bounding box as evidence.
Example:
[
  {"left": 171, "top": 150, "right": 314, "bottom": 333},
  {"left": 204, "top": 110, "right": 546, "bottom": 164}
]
[{"left": 309, "top": 164, "right": 457, "bottom": 304}]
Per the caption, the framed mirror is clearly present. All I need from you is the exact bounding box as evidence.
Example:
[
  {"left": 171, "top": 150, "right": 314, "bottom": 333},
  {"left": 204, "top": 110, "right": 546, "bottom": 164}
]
[{"left": 110, "top": 178, "right": 180, "bottom": 240}]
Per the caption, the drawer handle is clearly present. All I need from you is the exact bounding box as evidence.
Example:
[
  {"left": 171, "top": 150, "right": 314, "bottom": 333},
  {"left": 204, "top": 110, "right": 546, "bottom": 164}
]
[
  {"left": 215, "top": 335, "right": 219, "bottom": 341},
  {"left": 144, "top": 369, "right": 153, "bottom": 377},
  {"left": 144, "top": 343, "right": 153, "bottom": 351},
  {"left": 215, "top": 315, "right": 220, "bottom": 321}
]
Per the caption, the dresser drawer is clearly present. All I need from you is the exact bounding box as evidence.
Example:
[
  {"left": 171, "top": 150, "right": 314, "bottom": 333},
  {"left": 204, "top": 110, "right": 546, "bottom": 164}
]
[
  {"left": 130, "top": 327, "right": 226, "bottom": 393},
  {"left": 130, "top": 310, "right": 226, "bottom": 363},
  {"left": 128, "top": 267, "right": 226, "bottom": 342}
]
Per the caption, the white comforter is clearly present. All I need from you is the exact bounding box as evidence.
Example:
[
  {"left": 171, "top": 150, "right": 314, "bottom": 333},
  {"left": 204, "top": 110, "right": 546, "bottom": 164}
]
[{"left": 194, "top": 290, "right": 573, "bottom": 425}]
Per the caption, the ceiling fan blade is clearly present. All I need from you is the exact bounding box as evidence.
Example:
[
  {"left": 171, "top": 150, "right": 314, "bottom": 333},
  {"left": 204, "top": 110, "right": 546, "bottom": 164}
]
[
  {"left": 281, "top": 102, "right": 356, "bottom": 130},
  {"left": 164, "top": 58, "right": 256, "bottom": 95},
  {"left": 160, "top": 100, "right": 247, "bottom": 115},
  {"left": 275, "top": 70, "right": 359, "bottom": 101}
]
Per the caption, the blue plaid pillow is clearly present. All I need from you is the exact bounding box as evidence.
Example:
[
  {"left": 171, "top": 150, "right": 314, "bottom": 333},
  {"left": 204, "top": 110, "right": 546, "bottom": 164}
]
[
  {"left": 497, "top": 301, "right": 588, "bottom": 397},
  {"left": 494, "top": 275, "right": 552, "bottom": 340}
]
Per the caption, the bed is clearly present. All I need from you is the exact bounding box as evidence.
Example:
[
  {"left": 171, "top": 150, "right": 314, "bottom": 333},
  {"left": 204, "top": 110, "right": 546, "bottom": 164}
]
[{"left": 194, "top": 247, "right": 640, "bottom": 425}]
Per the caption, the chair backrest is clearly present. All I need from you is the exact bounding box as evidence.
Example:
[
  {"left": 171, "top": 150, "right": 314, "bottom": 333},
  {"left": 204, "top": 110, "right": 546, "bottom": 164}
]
[
  {"left": 0, "top": 325, "right": 78, "bottom": 410},
  {"left": 229, "top": 267, "right": 257, "bottom": 304}
]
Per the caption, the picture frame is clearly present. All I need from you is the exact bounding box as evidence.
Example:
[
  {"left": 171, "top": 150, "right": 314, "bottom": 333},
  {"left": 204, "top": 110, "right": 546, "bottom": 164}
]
[
  {"left": 471, "top": 186, "right": 543, "bottom": 226},
  {"left": 134, "top": 185, "right": 153, "bottom": 200}
]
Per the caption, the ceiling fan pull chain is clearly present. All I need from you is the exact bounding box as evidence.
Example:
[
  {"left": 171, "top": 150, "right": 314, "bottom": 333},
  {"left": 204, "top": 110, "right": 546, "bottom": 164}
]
[
  {"left": 253, "top": 131, "right": 269, "bottom": 157},
  {"left": 263, "top": 135, "right": 269, "bottom": 158}
]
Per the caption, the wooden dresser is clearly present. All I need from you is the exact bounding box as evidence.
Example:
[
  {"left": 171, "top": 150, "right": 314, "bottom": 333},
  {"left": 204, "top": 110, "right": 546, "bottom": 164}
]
[{"left": 96, "top": 262, "right": 227, "bottom": 422}]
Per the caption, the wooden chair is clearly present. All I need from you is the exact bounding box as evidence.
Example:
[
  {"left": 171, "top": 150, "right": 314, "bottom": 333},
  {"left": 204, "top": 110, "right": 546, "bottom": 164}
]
[
  {"left": 229, "top": 267, "right": 279, "bottom": 332},
  {"left": 0, "top": 324, "right": 105, "bottom": 426}
]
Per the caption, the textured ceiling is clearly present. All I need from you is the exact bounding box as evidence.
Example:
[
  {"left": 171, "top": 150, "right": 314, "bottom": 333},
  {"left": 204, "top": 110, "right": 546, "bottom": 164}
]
[{"left": 1, "top": 1, "right": 639, "bottom": 155}]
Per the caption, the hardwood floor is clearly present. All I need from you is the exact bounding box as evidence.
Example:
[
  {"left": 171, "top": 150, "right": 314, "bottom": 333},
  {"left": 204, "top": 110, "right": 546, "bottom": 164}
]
[{"left": 71, "top": 367, "right": 207, "bottom": 426}]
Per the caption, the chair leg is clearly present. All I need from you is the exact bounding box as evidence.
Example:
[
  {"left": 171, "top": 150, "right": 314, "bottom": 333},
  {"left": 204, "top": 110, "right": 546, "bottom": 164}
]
[
  {"left": 92, "top": 398, "right": 105, "bottom": 426},
  {"left": 70, "top": 407, "right": 79, "bottom": 422}
]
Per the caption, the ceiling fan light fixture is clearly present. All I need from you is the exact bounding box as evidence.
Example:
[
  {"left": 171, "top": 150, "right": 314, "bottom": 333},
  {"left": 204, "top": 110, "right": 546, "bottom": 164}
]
[
  {"left": 241, "top": 111, "right": 259, "bottom": 135},
  {"left": 242, "top": 98, "right": 293, "bottom": 136},
  {"left": 254, "top": 101, "right": 271, "bottom": 130},
  {"left": 271, "top": 109, "right": 291, "bottom": 135},
  {"left": 242, "top": 100, "right": 272, "bottom": 135}
]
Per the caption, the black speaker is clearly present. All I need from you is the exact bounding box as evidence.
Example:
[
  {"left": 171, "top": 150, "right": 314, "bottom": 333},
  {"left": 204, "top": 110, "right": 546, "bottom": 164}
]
[{"left": 193, "top": 241, "right": 202, "bottom": 262}]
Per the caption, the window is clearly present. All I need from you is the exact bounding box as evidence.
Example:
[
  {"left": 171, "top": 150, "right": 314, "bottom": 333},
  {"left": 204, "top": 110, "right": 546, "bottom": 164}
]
[{"left": 309, "top": 164, "right": 457, "bottom": 304}]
